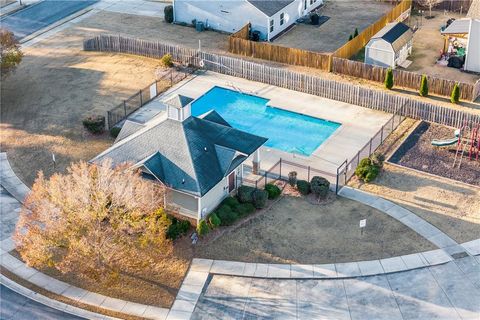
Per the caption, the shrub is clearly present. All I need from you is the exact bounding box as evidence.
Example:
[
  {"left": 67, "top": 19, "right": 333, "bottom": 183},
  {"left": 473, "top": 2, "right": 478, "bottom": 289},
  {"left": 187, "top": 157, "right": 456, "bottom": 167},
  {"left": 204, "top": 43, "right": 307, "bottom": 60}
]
[
  {"left": 384, "top": 68, "right": 394, "bottom": 90},
  {"left": 196, "top": 219, "right": 209, "bottom": 236},
  {"left": 355, "top": 157, "right": 380, "bottom": 183},
  {"left": 82, "top": 115, "right": 105, "bottom": 134},
  {"left": 419, "top": 75, "right": 428, "bottom": 97},
  {"left": 310, "top": 176, "right": 330, "bottom": 199},
  {"left": 167, "top": 218, "right": 191, "bottom": 240},
  {"left": 238, "top": 185, "right": 255, "bottom": 203},
  {"left": 217, "top": 206, "right": 238, "bottom": 226},
  {"left": 164, "top": 5, "right": 173, "bottom": 23},
  {"left": 370, "top": 152, "right": 385, "bottom": 167},
  {"left": 451, "top": 83, "right": 460, "bottom": 104},
  {"left": 348, "top": 34, "right": 353, "bottom": 41},
  {"left": 288, "top": 171, "right": 297, "bottom": 187},
  {"left": 296, "top": 180, "right": 310, "bottom": 195},
  {"left": 208, "top": 212, "right": 221, "bottom": 228},
  {"left": 354, "top": 28, "right": 359, "bottom": 37},
  {"left": 110, "top": 126, "right": 121, "bottom": 138},
  {"left": 252, "top": 189, "right": 268, "bottom": 209},
  {"left": 265, "top": 183, "right": 281, "bottom": 199},
  {"left": 236, "top": 203, "right": 256, "bottom": 217},
  {"left": 222, "top": 196, "right": 240, "bottom": 209},
  {"left": 160, "top": 54, "right": 173, "bottom": 68}
]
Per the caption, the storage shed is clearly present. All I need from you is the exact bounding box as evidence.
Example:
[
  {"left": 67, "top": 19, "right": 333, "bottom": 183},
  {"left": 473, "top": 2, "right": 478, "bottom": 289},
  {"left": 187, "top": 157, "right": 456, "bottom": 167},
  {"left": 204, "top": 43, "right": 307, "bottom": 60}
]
[{"left": 365, "top": 22, "right": 413, "bottom": 69}]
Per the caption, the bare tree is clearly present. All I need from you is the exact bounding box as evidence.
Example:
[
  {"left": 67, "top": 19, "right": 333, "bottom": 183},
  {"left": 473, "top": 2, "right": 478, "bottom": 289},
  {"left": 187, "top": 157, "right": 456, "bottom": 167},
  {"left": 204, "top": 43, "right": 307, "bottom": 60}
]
[
  {"left": 416, "top": 0, "right": 444, "bottom": 18},
  {"left": 14, "top": 160, "right": 173, "bottom": 280}
]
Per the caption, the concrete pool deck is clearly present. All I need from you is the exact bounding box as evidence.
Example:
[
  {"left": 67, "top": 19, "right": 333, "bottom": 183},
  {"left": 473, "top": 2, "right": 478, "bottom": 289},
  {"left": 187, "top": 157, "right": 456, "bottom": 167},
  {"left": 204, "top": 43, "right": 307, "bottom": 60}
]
[{"left": 144, "top": 71, "right": 392, "bottom": 179}]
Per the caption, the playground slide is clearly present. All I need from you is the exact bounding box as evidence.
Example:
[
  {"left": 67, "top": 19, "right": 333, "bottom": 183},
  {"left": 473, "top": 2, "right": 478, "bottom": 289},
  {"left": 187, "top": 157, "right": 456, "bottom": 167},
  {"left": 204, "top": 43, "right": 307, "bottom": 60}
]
[{"left": 431, "top": 138, "right": 458, "bottom": 147}]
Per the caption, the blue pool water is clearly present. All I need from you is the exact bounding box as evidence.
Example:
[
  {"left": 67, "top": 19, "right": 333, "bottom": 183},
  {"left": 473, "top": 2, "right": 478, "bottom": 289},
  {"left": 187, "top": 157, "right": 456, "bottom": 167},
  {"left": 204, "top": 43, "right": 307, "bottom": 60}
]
[{"left": 191, "top": 87, "right": 341, "bottom": 156}]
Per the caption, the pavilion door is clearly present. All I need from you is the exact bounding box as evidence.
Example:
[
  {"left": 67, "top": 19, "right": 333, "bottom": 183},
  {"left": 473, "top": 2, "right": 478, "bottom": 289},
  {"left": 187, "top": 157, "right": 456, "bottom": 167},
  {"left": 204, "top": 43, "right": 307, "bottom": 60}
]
[{"left": 228, "top": 172, "right": 235, "bottom": 193}]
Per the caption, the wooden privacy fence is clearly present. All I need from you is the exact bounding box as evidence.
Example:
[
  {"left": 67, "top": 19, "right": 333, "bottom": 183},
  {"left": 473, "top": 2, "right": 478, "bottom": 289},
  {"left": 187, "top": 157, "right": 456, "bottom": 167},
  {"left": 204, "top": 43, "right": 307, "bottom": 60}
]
[
  {"left": 333, "top": 0, "right": 412, "bottom": 59},
  {"left": 332, "top": 58, "right": 480, "bottom": 101},
  {"left": 228, "top": 23, "right": 332, "bottom": 71},
  {"left": 84, "top": 35, "right": 480, "bottom": 129}
]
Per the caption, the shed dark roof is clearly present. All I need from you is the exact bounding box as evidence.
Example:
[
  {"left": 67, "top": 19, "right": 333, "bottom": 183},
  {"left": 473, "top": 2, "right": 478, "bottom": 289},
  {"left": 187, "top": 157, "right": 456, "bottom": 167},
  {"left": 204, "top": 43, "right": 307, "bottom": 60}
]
[
  {"left": 371, "top": 22, "right": 413, "bottom": 52},
  {"left": 91, "top": 114, "right": 267, "bottom": 197},
  {"left": 247, "top": 0, "right": 295, "bottom": 16}
]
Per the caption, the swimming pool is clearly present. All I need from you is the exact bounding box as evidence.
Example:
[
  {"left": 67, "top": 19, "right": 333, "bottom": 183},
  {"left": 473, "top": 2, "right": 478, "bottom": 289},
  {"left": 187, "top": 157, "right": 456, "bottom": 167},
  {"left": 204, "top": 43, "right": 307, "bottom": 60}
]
[{"left": 191, "top": 86, "right": 341, "bottom": 156}]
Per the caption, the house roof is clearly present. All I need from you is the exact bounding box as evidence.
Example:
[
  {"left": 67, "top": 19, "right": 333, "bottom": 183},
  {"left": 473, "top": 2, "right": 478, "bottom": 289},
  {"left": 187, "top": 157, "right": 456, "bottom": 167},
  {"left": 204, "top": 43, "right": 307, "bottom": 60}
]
[
  {"left": 441, "top": 18, "right": 471, "bottom": 35},
  {"left": 164, "top": 94, "right": 194, "bottom": 109},
  {"left": 91, "top": 113, "right": 267, "bottom": 197},
  {"left": 247, "top": 0, "right": 295, "bottom": 16},
  {"left": 114, "top": 120, "right": 145, "bottom": 143},
  {"left": 371, "top": 22, "right": 413, "bottom": 52},
  {"left": 198, "top": 110, "right": 231, "bottom": 127}
]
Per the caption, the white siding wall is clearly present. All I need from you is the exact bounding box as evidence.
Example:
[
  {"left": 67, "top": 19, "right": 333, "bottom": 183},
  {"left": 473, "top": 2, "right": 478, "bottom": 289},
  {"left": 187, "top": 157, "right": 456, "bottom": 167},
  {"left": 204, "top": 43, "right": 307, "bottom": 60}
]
[
  {"left": 365, "top": 38, "right": 395, "bottom": 68},
  {"left": 174, "top": 0, "right": 268, "bottom": 40},
  {"left": 465, "top": 19, "right": 480, "bottom": 73},
  {"left": 170, "top": 189, "right": 198, "bottom": 218},
  {"left": 198, "top": 175, "right": 229, "bottom": 219}
]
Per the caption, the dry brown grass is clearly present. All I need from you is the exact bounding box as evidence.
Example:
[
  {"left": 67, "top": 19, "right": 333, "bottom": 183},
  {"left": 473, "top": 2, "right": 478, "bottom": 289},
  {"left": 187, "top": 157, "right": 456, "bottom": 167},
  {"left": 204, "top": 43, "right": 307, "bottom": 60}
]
[{"left": 194, "top": 195, "right": 435, "bottom": 264}]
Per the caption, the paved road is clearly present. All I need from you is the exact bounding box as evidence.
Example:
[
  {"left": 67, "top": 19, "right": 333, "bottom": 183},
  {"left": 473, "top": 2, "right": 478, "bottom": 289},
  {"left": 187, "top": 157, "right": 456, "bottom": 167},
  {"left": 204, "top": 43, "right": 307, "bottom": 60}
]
[
  {"left": 0, "top": 284, "right": 85, "bottom": 320},
  {"left": 0, "top": 0, "right": 98, "bottom": 39},
  {"left": 192, "top": 256, "right": 480, "bottom": 320}
]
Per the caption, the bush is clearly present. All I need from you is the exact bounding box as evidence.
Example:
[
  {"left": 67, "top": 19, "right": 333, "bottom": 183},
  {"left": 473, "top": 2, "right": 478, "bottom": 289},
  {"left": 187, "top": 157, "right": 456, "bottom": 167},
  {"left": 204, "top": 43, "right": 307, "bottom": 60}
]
[
  {"left": 164, "top": 5, "right": 173, "bottom": 23},
  {"left": 217, "top": 206, "right": 238, "bottom": 226},
  {"left": 110, "top": 126, "right": 121, "bottom": 138},
  {"left": 238, "top": 185, "right": 255, "bottom": 203},
  {"left": 208, "top": 212, "right": 221, "bottom": 228},
  {"left": 221, "top": 196, "right": 240, "bottom": 209},
  {"left": 167, "top": 218, "right": 191, "bottom": 240},
  {"left": 355, "top": 157, "right": 380, "bottom": 183},
  {"left": 265, "top": 183, "right": 281, "bottom": 199},
  {"left": 296, "top": 180, "right": 310, "bottom": 195},
  {"left": 451, "top": 83, "right": 460, "bottom": 104},
  {"left": 288, "top": 171, "right": 297, "bottom": 187},
  {"left": 236, "top": 203, "right": 256, "bottom": 217},
  {"left": 82, "top": 115, "right": 105, "bottom": 134},
  {"left": 354, "top": 28, "right": 359, "bottom": 37},
  {"left": 348, "top": 34, "right": 353, "bottom": 41},
  {"left": 196, "top": 219, "right": 209, "bottom": 236},
  {"left": 310, "top": 176, "right": 330, "bottom": 199},
  {"left": 384, "top": 68, "right": 394, "bottom": 90},
  {"left": 419, "top": 75, "right": 428, "bottom": 97},
  {"left": 370, "top": 152, "right": 385, "bottom": 167},
  {"left": 160, "top": 54, "right": 173, "bottom": 68},
  {"left": 252, "top": 189, "right": 268, "bottom": 209}
]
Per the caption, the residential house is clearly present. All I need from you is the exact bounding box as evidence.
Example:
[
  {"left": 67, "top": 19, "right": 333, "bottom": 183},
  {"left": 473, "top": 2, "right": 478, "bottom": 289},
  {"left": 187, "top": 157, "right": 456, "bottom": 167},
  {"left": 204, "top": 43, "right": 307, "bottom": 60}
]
[
  {"left": 173, "top": 0, "right": 323, "bottom": 41},
  {"left": 91, "top": 94, "right": 267, "bottom": 223}
]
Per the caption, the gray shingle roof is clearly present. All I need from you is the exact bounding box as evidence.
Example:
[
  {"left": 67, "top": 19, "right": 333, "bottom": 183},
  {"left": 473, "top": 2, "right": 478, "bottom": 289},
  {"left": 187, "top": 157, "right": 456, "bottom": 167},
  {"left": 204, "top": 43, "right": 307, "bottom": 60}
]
[
  {"left": 198, "top": 110, "right": 231, "bottom": 127},
  {"left": 163, "top": 94, "right": 194, "bottom": 109},
  {"left": 247, "top": 0, "right": 295, "bottom": 16},
  {"left": 91, "top": 114, "right": 267, "bottom": 196},
  {"left": 114, "top": 120, "right": 145, "bottom": 143}
]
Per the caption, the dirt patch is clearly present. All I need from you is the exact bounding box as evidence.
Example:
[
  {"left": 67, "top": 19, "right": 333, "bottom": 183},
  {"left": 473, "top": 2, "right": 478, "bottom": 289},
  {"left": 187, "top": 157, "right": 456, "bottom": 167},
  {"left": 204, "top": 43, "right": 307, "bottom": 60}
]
[
  {"left": 390, "top": 121, "right": 480, "bottom": 186},
  {"left": 407, "top": 11, "right": 479, "bottom": 84},
  {"left": 194, "top": 196, "right": 435, "bottom": 264}
]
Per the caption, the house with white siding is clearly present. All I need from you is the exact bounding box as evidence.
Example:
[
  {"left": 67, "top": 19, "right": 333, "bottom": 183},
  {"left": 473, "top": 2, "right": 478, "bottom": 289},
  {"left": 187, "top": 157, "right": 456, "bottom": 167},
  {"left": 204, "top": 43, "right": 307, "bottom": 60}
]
[
  {"left": 173, "top": 0, "right": 323, "bottom": 41},
  {"left": 91, "top": 94, "right": 267, "bottom": 223}
]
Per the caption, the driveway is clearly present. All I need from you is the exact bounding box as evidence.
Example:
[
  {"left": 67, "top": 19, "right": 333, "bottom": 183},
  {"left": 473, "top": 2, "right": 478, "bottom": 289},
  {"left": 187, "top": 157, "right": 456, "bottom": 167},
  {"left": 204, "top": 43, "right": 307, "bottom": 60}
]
[
  {"left": 0, "top": 0, "right": 98, "bottom": 39},
  {"left": 192, "top": 256, "right": 480, "bottom": 319}
]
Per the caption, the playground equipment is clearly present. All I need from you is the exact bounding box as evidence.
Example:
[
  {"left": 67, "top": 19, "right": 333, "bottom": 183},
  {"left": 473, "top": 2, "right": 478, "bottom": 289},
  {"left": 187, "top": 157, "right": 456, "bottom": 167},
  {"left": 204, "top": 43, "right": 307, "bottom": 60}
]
[
  {"left": 452, "top": 122, "right": 480, "bottom": 168},
  {"left": 432, "top": 122, "right": 480, "bottom": 168}
]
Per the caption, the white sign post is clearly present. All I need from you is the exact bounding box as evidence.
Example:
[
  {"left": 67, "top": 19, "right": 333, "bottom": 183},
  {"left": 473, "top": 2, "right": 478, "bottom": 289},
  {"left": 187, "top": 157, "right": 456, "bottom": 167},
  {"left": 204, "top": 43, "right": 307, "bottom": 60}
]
[
  {"left": 52, "top": 153, "right": 56, "bottom": 170},
  {"left": 359, "top": 219, "right": 366, "bottom": 236}
]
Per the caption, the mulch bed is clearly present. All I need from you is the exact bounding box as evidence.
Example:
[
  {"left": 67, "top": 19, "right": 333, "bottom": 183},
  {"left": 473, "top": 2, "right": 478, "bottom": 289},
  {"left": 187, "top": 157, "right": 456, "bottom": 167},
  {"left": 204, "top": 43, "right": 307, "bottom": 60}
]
[{"left": 389, "top": 121, "right": 480, "bottom": 186}]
